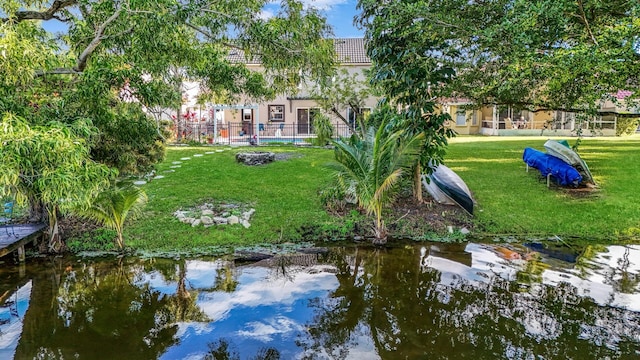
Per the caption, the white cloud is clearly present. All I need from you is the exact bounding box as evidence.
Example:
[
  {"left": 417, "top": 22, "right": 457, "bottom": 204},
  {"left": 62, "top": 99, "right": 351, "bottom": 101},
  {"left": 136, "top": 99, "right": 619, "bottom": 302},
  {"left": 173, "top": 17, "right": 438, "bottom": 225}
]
[
  {"left": 258, "top": 9, "right": 275, "bottom": 20},
  {"left": 299, "top": 0, "right": 349, "bottom": 10}
]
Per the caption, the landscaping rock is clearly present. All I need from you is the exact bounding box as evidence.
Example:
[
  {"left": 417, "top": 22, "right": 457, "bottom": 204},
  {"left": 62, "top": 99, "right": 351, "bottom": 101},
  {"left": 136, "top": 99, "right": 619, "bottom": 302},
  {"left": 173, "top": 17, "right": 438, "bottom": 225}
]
[
  {"left": 213, "top": 217, "right": 228, "bottom": 225},
  {"left": 191, "top": 219, "right": 201, "bottom": 227},
  {"left": 235, "top": 152, "right": 275, "bottom": 166},
  {"left": 201, "top": 216, "right": 213, "bottom": 225},
  {"left": 460, "top": 227, "right": 471, "bottom": 235},
  {"left": 202, "top": 209, "right": 214, "bottom": 216},
  {"left": 228, "top": 215, "right": 239, "bottom": 225},
  {"left": 241, "top": 220, "right": 251, "bottom": 228},
  {"left": 181, "top": 217, "right": 194, "bottom": 224}
]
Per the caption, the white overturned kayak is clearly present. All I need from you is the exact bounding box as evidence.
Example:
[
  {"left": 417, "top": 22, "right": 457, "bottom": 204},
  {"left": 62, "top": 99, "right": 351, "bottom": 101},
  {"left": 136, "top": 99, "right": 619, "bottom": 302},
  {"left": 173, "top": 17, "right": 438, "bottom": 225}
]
[
  {"left": 422, "top": 164, "right": 475, "bottom": 215},
  {"left": 543, "top": 140, "right": 595, "bottom": 185}
]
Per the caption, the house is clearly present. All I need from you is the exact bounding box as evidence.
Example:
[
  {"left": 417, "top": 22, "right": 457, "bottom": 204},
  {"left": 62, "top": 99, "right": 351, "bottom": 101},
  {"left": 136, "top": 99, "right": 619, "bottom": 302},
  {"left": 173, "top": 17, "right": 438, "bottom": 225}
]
[
  {"left": 179, "top": 38, "right": 378, "bottom": 145},
  {"left": 443, "top": 91, "right": 639, "bottom": 137},
  {"left": 173, "top": 38, "right": 638, "bottom": 143}
]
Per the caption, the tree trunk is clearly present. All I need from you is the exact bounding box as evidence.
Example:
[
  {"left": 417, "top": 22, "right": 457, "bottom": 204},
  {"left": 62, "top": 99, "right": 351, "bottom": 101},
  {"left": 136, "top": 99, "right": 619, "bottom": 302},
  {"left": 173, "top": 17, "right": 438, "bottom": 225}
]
[
  {"left": 176, "top": 106, "right": 182, "bottom": 142},
  {"left": 413, "top": 163, "right": 423, "bottom": 202}
]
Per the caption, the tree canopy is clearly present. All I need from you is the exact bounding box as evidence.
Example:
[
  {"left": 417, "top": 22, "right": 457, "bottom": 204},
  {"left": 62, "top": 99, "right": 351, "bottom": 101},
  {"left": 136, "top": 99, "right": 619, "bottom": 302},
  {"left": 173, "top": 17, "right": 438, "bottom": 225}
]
[
  {"left": 1, "top": 0, "right": 336, "bottom": 173},
  {"left": 358, "top": 0, "right": 640, "bottom": 112}
]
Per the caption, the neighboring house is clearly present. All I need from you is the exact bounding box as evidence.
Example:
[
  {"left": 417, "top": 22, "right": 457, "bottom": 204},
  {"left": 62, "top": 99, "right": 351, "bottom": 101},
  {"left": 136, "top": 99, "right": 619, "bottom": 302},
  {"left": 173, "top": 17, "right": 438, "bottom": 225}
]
[{"left": 443, "top": 91, "right": 640, "bottom": 137}]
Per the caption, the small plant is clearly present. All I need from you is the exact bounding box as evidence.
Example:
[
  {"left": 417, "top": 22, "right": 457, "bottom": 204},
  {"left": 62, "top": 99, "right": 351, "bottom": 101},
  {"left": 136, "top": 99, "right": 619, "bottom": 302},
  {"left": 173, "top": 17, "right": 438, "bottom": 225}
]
[
  {"left": 76, "top": 184, "right": 147, "bottom": 250},
  {"left": 66, "top": 228, "right": 118, "bottom": 252}
]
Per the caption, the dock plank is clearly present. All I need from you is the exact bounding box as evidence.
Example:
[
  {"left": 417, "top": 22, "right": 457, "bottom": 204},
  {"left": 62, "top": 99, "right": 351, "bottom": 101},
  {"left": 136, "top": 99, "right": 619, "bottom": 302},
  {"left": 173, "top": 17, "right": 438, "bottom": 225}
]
[{"left": 0, "top": 223, "right": 47, "bottom": 258}]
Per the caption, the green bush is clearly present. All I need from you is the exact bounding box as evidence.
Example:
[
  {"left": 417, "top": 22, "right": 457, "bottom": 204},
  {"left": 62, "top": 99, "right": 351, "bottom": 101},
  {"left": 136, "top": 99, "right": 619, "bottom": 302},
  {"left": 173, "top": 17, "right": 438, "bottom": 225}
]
[
  {"left": 313, "top": 113, "right": 334, "bottom": 146},
  {"left": 616, "top": 117, "right": 639, "bottom": 136},
  {"left": 66, "top": 228, "right": 118, "bottom": 252}
]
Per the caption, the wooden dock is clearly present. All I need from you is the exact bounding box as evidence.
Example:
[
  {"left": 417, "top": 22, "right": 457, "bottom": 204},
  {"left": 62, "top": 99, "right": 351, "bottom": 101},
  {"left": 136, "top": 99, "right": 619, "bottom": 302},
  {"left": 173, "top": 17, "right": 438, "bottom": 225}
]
[{"left": 0, "top": 223, "right": 47, "bottom": 262}]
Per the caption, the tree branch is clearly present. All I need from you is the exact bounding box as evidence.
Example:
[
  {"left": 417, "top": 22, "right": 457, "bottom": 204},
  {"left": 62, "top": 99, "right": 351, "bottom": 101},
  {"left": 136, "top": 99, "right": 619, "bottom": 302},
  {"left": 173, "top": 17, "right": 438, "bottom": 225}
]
[
  {"left": 74, "top": 6, "right": 123, "bottom": 72},
  {"left": 1, "top": 0, "right": 77, "bottom": 23},
  {"left": 576, "top": 0, "right": 598, "bottom": 46}
]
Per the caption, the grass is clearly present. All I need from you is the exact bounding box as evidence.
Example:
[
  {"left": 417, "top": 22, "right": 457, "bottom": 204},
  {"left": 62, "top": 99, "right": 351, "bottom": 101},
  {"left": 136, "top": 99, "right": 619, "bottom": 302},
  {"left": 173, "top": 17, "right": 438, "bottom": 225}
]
[
  {"left": 125, "top": 136, "right": 640, "bottom": 252},
  {"left": 447, "top": 135, "right": 640, "bottom": 240},
  {"left": 126, "top": 145, "right": 336, "bottom": 251}
]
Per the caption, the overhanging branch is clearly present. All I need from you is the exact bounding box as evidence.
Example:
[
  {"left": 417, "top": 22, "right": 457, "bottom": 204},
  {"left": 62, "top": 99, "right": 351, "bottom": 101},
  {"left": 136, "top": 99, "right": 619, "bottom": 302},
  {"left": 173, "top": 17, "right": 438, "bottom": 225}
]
[{"left": 1, "top": 0, "right": 77, "bottom": 23}]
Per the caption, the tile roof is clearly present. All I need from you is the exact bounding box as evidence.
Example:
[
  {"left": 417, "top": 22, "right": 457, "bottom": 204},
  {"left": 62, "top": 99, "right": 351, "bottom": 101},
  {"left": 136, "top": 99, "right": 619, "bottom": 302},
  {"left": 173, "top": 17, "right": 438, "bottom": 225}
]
[
  {"left": 334, "top": 38, "right": 370, "bottom": 64},
  {"left": 227, "top": 38, "right": 370, "bottom": 65}
]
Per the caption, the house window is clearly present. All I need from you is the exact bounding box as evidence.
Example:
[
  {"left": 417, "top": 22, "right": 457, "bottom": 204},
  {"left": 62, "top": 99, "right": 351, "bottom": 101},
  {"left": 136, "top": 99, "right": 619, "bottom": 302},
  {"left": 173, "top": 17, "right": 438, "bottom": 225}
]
[
  {"left": 456, "top": 110, "right": 466, "bottom": 126},
  {"left": 268, "top": 105, "right": 285, "bottom": 122},
  {"left": 242, "top": 109, "right": 252, "bottom": 122}
]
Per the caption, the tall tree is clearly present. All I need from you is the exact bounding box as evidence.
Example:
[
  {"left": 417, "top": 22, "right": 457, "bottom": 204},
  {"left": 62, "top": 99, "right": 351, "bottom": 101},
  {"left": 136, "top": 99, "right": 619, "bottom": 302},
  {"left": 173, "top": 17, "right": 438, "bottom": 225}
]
[
  {"left": 0, "top": 0, "right": 336, "bottom": 246},
  {"left": 1, "top": 0, "right": 336, "bottom": 171},
  {"left": 358, "top": 0, "right": 640, "bottom": 117},
  {"left": 356, "top": 1, "right": 456, "bottom": 201}
]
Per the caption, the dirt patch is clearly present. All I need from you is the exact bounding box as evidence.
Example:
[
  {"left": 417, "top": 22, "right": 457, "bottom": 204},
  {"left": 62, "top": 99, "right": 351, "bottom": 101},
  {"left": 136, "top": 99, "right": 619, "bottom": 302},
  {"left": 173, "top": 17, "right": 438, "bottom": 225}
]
[{"left": 386, "top": 194, "right": 474, "bottom": 238}]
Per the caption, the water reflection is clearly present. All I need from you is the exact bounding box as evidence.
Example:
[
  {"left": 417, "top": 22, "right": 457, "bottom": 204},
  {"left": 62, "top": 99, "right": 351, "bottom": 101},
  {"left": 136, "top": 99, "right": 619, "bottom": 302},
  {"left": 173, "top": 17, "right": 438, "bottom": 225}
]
[{"left": 0, "top": 243, "right": 638, "bottom": 359}]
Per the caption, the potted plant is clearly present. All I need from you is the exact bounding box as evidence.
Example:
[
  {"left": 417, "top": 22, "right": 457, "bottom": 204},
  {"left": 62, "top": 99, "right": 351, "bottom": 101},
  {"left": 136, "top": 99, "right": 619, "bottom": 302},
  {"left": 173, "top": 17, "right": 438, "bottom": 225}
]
[{"left": 206, "top": 134, "right": 214, "bottom": 144}]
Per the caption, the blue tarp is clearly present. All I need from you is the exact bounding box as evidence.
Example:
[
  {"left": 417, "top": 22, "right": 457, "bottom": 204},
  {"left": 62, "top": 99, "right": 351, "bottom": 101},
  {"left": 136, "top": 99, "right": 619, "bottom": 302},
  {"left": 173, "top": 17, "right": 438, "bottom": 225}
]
[{"left": 523, "top": 148, "right": 582, "bottom": 187}]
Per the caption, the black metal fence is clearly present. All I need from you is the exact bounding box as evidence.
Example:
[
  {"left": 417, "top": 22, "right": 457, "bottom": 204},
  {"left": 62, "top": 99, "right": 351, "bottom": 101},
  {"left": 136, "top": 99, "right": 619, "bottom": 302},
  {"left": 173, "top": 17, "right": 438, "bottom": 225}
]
[{"left": 174, "top": 121, "right": 353, "bottom": 145}]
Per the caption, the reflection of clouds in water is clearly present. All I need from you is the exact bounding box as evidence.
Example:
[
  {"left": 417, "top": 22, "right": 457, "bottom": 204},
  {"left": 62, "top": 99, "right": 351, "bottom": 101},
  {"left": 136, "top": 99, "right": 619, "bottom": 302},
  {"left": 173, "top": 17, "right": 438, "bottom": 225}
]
[
  {"left": 0, "top": 281, "right": 32, "bottom": 358},
  {"left": 198, "top": 267, "right": 338, "bottom": 321},
  {"left": 236, "top": 316, "right": 303, "bottom": 342}
]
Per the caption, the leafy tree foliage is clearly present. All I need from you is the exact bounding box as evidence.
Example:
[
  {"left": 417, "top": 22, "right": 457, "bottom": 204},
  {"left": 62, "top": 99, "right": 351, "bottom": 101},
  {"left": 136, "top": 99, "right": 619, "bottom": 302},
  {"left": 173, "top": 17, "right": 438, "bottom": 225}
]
[
  {"left": 1, "top": 0, "right": 335, "bottom": 248},
  {"left": 356, "top": 1, "right": 455, "bottom": 201},
  {"left": 1, "top": 0, "right": 335, "bottom": 173},
  {"left": 313, "top": 68, "right": 373, "bottom": 138},
  {"left": 359, "top": 0, "right": 640, "bottom": 113},
  {"left": 0, "top": 114, "right": 115, "bottom": 250}
]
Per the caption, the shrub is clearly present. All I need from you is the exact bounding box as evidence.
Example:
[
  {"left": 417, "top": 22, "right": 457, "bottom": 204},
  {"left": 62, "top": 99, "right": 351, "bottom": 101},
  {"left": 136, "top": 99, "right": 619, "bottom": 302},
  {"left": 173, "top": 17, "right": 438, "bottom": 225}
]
[{"left": 616, "top": 117, "right": 639, "bottom": 136}]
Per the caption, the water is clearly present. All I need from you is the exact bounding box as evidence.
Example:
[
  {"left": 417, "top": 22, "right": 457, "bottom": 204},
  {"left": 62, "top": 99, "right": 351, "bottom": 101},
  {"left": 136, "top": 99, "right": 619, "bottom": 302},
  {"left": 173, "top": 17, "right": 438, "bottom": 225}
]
[{"left": 0, "top": 243, "right": 639, "bottom": 359}]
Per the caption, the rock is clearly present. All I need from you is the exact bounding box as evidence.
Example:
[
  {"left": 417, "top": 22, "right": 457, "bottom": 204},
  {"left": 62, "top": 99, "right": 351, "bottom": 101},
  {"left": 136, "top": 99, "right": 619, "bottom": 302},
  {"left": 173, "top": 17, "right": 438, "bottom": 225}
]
[
  {"left": 202, "top": 209, "right": 214, "bottom": 216},
  {"left": 235, "top": 152, "right": 275, "bottom": 166},
  {"left": 181, "top": 217, "right": 194, "bottom": 224},
  {"left": 241, "top": 220, "right": 251, "bottom": 228},
  {"left": 221, "top": 212, "right": 230, "bottom": 217},
  {"left": 191, "top": 219, "right": 201, "bottom": 227},
  {"left": 201, "top": 216, "right": 213, "bottom": 225},
  {"left": 228, "top": 215, "right": 239, "bottom": 225},
  {"left": 447, "top": 225, "right": 454, "bottom": 234},
  {"left": 242, "top": 212, "right": 251, "bottom": 220},
  {"left": 460, "top": 227, "right": 471, "bottom": 235},
  {"left": 213, "top": 217, "right": 228, "bottom": 225},
  {"left": 174, "top": 210, "right": 187, "bottom": 219}
]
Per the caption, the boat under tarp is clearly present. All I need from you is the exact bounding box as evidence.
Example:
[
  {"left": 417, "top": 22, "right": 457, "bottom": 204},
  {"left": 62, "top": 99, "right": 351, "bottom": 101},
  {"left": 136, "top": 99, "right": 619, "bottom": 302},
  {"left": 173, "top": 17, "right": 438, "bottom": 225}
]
[
  {"left": 422, "top": 164, "right": 475, "bottom": 215},
  {"left": 543, "top": 140, "right": 595, "bottom": 185},
  {"left": 523, "top": 148, "right": 582, "bottom": 187}
]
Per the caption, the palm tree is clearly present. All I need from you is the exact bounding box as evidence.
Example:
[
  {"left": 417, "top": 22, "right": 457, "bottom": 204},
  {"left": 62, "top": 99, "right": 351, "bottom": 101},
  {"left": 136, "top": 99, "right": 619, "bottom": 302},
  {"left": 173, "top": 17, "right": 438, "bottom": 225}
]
[
  {"left": 78, "top": 184, "right": 147, "bottom": 250},
  {"left": 331, "top": 122, "right": 423, "bottom": 242}
]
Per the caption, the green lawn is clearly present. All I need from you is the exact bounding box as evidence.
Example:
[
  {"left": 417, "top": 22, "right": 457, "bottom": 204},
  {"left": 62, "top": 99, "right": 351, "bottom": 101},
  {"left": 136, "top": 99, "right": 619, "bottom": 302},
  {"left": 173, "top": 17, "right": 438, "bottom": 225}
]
[
  {"left": 447, "top": 135, "right": 640, "bottom": 240},
  {"left": 126, "top": 145, "right": 336, "bottom": 251},
  {"left": 126, "top": 137, "right": 640, "bottom": 251}
]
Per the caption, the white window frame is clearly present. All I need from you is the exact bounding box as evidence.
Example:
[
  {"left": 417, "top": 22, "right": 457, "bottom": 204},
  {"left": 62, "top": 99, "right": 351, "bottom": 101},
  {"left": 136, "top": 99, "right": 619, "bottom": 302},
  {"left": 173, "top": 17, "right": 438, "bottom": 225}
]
[{"left": 268, "top": 105, "right": 285, "bottom": 122}]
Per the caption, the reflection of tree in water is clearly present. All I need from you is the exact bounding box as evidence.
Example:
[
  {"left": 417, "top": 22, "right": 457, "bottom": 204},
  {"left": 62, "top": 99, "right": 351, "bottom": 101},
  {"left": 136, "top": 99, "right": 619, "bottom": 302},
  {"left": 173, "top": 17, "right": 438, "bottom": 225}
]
[
  {"left": 607, "top": 246, "right": 640, "bottom": 294},
  {"left": 205, "top": 338, "right": 280, "bottom": 360},
  {"left": 300, "top": 246, "right": 640, "bottom": 359},
  {"left": 15, "top": 257, "right": 179, "bottom": 359},
  {"left": 165, "top": 259, "right": 209, "bottom": 323},
  {"left": 213, "top": 260, "right": 239, "bottom": 292}
]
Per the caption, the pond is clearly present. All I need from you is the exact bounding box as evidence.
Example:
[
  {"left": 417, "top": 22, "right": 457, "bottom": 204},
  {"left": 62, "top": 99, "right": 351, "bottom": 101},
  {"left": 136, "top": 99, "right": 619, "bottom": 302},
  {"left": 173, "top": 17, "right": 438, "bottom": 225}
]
[{"left": 0, "top": 242, "right": 639, "bottom": 359}]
